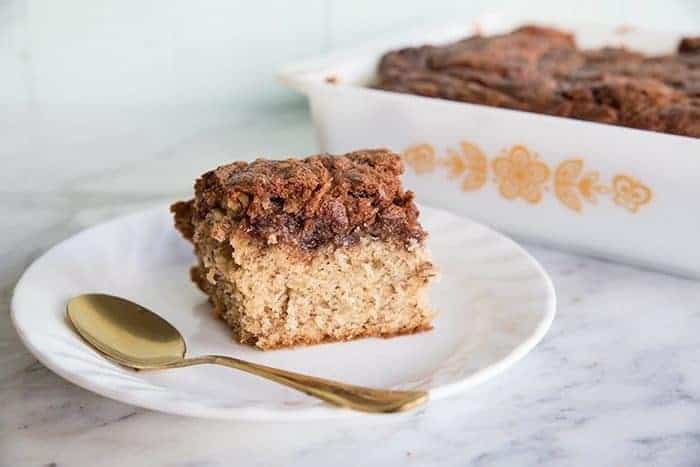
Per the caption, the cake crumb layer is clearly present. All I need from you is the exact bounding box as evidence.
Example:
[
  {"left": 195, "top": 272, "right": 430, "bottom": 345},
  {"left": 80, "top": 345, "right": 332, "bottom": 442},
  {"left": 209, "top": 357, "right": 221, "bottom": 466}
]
[{"left": 197, "top": 234, "right": 436, "bottom": 350}]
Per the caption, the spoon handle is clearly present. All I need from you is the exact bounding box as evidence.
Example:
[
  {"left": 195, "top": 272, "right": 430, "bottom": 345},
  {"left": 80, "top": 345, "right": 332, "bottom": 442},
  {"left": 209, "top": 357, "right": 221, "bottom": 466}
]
[{"left": 163, "top": 355, "right": 428, "bottom": 413}]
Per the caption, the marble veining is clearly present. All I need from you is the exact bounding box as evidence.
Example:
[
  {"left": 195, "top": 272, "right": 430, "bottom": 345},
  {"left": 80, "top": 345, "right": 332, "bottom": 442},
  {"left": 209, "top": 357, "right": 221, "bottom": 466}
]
[{"left": 1, "top": 106, "right": 699, "bottom": 466}]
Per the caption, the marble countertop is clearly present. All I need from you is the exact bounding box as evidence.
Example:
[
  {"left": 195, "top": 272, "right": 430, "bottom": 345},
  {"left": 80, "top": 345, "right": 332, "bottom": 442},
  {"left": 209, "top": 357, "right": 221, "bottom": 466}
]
[{"left": 2, "top": 104, "right": 699, "bottom": 467}]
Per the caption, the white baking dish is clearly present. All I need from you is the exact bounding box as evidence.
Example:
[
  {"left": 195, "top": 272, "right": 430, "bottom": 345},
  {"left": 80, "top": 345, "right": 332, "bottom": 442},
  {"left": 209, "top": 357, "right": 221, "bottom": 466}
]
[{"left": 279, "top": 14, "right": 700, "bottom": 278}]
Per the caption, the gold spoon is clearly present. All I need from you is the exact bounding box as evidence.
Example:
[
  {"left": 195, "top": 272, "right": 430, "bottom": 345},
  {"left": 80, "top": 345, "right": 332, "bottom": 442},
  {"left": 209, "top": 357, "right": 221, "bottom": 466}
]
[{"left": 66, "top": 293, "right": 428, "bottom": 413}]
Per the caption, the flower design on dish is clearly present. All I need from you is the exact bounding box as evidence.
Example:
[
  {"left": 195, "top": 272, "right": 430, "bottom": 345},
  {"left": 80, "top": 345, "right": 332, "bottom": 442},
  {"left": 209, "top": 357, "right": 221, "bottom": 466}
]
[
  {"left": 492, "top": 145, "right": 550, "bottom": 203},
  {"left": 612, "top": 175, "right": 652, "bottom": 213},
  {"left": 401, "top": 140, "right": 654, "bottom": 215},
  {"left": 402, "top": 144, "right": 437, "bottom": 174},
  {"left": 578, "top": 172, "right": 609, "bottom": 202},
  {"left": 554, "top": 159, "right": 609, "bottom": 212},
  {"left": 443, "top": 141, "right": 488, "bottom": 191}
]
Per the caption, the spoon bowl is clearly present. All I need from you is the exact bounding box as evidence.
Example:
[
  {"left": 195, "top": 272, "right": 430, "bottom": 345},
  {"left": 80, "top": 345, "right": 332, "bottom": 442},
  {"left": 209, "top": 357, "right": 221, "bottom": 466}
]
[{"left": 67, "top": 294, "right": 186, "bottom": 368}]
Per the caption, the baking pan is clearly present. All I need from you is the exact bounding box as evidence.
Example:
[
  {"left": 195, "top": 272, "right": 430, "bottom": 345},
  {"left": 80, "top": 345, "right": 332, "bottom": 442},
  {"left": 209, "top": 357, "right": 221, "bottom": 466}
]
[{"left": 280, "top": 14, "right": 700, "bottom": 278}]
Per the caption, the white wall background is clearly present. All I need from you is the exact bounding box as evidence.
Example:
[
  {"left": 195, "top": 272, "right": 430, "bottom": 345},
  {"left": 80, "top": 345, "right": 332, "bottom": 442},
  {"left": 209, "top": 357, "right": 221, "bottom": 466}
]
[{"left": 1, "top": 0, "right": 698, "bottom": 187}]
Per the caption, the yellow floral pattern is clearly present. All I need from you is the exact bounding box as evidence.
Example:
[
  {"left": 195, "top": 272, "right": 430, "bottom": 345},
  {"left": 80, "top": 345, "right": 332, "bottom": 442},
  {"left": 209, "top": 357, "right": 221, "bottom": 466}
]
[
  {"left": 401, "top": 141, "right": 652, "bottom": 214},
  {"left": 554, "top": 159, "right": 609, "bottom": 212},
  {"left": 492, "top": 146, "right": 550, "bottom": 204},
  {"left": 402, "top": 144, "right": 437, "bottom": 174},
  {"left": 442, "top": 141, "right": 488, "bottom": 191},
  {"left": 612, "top": 175, "right": 652, "bottom": 213}
]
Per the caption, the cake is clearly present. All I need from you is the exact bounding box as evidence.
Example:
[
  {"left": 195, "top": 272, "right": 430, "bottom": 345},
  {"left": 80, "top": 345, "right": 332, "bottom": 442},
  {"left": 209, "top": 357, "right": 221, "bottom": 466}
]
[
  {"left": 375, "top": 25, "right": 700, "bottom": 138},
  {"left": 172, "top": 149, "right": 437, "bottom": 350}
]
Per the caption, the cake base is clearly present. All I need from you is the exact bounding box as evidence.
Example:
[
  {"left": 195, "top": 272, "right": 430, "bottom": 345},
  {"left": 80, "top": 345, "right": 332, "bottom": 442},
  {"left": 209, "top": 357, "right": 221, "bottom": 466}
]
[{"left": 194, "top": 232, "right": 436, "bottom": 350}]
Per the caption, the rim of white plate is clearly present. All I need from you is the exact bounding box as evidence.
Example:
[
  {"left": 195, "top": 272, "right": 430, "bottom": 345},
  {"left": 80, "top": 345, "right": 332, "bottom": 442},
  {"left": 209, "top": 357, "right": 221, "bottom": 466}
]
[{"left": 11, "top": 205, "right": 556, "bottom": 421}]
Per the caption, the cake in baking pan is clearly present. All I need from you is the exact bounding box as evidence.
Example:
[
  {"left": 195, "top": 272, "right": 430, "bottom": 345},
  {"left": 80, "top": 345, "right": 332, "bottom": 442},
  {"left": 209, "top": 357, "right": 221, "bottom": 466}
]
[{"left": 376, "top": 25, "right": 700, "bottom": 137}]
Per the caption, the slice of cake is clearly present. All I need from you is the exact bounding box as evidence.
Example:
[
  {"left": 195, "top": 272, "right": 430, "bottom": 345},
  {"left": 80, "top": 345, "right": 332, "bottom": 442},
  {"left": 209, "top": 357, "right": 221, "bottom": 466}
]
[{"left": 171, "top": 149, "right": 437, "bottom": 350}]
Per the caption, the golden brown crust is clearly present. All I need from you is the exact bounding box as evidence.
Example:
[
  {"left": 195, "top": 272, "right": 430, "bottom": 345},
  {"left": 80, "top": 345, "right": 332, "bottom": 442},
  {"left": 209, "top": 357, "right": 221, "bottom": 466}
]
[{"left": 171, "top": 149, "right": 427, "bottom": 251}]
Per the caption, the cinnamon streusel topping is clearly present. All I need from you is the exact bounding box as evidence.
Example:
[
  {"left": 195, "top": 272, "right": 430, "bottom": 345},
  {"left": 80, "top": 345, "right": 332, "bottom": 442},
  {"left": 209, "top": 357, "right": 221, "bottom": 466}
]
[{"left": 172, "top": 149, "right": 426, "bottom": 250}]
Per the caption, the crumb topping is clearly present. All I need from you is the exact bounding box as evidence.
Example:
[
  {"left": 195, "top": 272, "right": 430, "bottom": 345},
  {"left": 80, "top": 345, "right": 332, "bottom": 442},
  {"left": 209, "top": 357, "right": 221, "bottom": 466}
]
[
  {"left": 375, "top": 25, "right": 700, "bottom": 138},
  {"left": 172, "top": 149, "right": 426, "bottom": 250}
]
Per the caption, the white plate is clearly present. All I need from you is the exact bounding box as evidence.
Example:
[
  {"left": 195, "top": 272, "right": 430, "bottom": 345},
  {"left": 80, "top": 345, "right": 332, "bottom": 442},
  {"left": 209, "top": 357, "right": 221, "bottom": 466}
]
[{"left": 11, "top": 205, "right": 555, "bottom": 420}]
